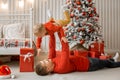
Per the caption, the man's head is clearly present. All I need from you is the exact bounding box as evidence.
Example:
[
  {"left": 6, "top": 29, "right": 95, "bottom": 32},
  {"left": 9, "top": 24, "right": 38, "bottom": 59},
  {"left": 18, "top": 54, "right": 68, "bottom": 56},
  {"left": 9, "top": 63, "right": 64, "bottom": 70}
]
[
  {"left": 33, "top": 23, "right": 47, "bottom": 37},
  {"left": 35, "top": 59, "right": 54, "bottom": 76}
]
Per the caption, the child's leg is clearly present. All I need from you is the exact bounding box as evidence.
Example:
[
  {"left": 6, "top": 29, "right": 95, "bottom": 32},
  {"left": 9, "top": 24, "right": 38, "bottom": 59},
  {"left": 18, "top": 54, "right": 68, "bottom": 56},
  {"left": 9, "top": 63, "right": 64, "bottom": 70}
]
[{"left": 55, "top": 10, "right": 70, "bottom": 27}]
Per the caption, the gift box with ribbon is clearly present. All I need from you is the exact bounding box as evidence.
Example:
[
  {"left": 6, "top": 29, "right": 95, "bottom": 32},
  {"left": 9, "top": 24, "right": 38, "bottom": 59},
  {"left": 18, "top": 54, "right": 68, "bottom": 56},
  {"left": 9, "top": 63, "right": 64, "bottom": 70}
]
[
  {"left": 20, "top": 48, "right": 34, "bottom": 72},
  {"left": 73, "top": 50, "right": 96, "bottom": 58},
  {"left": 89, "top": 41, "right": 104, "bottom": 58}
]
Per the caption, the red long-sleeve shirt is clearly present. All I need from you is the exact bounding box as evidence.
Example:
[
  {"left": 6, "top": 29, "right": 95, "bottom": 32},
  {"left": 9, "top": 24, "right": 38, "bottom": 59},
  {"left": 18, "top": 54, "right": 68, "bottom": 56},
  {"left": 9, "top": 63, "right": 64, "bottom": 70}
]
[
  {"left": 36, "top": 21, "right": 69, "bottom": 59},
  {"left": 52, "top": 50, "right": 90, "bottom": 73}
]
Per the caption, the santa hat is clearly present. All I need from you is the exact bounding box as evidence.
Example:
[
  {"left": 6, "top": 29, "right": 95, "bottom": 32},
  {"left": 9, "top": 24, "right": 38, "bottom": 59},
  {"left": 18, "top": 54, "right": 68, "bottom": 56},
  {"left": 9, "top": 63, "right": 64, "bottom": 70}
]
[{"left": 0, "top": 65, "right": 11, "bottom": 79}]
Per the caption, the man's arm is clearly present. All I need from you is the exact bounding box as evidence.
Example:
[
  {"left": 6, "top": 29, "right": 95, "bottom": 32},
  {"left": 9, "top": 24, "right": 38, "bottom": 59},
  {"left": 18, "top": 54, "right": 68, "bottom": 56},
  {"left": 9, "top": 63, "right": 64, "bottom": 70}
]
[
  {"left": 58, "top": 29, "right": 70, "bottom": 69},
  {"left": 49, "top": 34, "right": 56, "bottom": 59},
  {"left": 59, "top": 43, "right": 70, "bottom": 71}
]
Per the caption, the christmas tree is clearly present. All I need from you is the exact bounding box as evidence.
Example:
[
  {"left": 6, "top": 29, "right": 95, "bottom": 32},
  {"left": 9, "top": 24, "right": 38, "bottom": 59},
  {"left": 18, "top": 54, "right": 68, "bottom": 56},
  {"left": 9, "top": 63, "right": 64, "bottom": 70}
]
[{"left": 64, "top": 0, "right": 103, "bottom": 49}]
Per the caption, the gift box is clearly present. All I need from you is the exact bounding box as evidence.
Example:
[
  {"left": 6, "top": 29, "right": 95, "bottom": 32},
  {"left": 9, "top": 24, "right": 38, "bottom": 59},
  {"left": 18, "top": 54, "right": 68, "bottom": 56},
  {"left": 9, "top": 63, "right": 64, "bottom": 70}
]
[
  {"left": 72, "top": 50, "right": 96, "bottom": 58},
  {"left": 89, "top": 51, "right": 96, "bottom": 58},
  {"left": 73, "top": 50, "right": 89, "bottom": 57},
  {"left": 20, "top": 48, "right": 34, "bottom": 72},
  {"left": 89, "top": 41, "right": 104, "bottom": 58},
  {"left": 99, "top": 55, "right": 111, "bottom": 60}
]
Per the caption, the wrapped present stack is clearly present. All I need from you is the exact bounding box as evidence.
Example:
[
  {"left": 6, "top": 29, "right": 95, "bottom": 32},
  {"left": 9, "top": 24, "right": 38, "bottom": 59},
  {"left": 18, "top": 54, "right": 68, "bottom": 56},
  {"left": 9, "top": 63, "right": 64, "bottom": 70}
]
[{"left": 89, "top": 40, "right": 104, "bottom": 58}]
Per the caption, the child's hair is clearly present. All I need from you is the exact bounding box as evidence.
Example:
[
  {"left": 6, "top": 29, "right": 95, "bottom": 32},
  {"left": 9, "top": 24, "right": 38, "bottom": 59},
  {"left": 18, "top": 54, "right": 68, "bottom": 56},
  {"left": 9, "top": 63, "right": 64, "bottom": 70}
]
[
  {"left": 35, "top": 63, "right": 49, "bottom": 76},
  {"left": 33, "top": 23, "right": 44, "bottom": 36}
]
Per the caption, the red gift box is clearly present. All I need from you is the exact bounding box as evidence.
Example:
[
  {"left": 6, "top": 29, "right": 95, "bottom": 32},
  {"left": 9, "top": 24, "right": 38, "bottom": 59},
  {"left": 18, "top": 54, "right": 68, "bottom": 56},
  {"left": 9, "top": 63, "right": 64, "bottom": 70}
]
[
  {"left": 89, "top": 51, "right": 96, "bottom": 58},
  {"left": 89, "top": 41, "right": 104, "bottom": 58},
  {"left": 20, "top": 48, "right": 34, "bottom": 72},
  {"left": 73, "top": 50, "right": 89, "bottom": 57},
  {"left": 99, "top": 55, "right": 111, "bottom": 60},
  {"left": 72, "top": 50, "right": 96, "bottom": 58}
]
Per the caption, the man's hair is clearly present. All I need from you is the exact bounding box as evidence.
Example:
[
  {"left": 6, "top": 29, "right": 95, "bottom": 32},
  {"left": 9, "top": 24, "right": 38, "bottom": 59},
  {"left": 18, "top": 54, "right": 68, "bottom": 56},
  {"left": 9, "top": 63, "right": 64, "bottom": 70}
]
[
  {"left": 33, "top": 23, "right": 44, "bottom": 36},
  {"left": 70, "top": 43, "right": 89, "bottom": 51},
  {"left": 35, "top": 63, "right": 49, "bottom": 76}
]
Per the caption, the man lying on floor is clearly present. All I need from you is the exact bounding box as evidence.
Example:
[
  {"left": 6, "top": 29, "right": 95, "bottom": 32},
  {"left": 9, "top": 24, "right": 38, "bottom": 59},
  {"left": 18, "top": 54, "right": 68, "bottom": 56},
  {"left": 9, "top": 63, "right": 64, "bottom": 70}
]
[{"left": 35, "top": 48, "right": 120, "bottom": 76}]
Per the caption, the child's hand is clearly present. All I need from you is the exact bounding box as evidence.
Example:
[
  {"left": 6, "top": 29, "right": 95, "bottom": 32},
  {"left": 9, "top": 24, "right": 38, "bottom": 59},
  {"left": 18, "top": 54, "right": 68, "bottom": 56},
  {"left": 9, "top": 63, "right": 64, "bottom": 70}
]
[{"left": 61, "top": 37, "right": 68, "bottom": 43}]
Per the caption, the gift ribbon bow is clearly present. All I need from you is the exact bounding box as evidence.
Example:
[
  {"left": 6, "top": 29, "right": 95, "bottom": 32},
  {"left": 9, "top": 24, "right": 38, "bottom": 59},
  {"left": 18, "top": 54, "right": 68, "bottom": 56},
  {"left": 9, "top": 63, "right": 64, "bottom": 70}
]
[{"left": 22, "top": 52, "right": 33, "bottom": 62}]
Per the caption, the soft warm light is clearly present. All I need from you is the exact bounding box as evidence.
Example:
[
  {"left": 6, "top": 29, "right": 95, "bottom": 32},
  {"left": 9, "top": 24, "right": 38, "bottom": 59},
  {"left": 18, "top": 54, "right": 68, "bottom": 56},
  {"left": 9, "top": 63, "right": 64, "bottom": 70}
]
[
  {"left": 27, "top": 0, "right": 34, "bottom": 8},
  {"left": 18, "top": 0, "right": 24, "bottom": 8},
  {"left": 1, "top": 2, "right": 8, "bottom": 9},
  {"left": 1, "top": 0, "right": 8, "bottom": 9},
  {"left": 28, "top": 0, "right": 34, "bottom": 3}
]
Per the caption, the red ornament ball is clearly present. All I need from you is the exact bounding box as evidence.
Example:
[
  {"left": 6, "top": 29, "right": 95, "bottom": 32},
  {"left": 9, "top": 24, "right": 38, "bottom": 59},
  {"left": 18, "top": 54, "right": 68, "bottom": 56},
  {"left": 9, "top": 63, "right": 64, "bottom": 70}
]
[
  {"left": 89, "top": 14, "right": 94, "bottom": 17},
  {"left": 76, "top": 1, "right": 81, "bottom": 5},
  {"left": 78, "top": 7, "right": 81, "bottom": 11},
  {"left": 80, "top": 40, "right": 85, "bottom": 44},
  {"left": 82, "top": 12, "right": 86, "bottom": 16},
  {"left": 70, "top": 13, "right": 74, "bottom": 18},
  {"left": 73, "top": 36, "right": 77, "bottom": 39},
  {"left": 77, "top": 28, "right": 81, "bottom": 32},
  {"left": 88, "top": 0, "right": 92, "bottom": 3}
]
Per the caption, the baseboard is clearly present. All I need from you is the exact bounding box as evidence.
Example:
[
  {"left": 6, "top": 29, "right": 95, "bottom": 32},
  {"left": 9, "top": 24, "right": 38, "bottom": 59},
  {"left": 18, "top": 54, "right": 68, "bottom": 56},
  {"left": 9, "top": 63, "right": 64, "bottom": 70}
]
[
  {"left": 104, "top": 49, "right": 120, "bottom": 54},
  {"left": 41, "top": 49, "right": 120, "bottom": 54}
]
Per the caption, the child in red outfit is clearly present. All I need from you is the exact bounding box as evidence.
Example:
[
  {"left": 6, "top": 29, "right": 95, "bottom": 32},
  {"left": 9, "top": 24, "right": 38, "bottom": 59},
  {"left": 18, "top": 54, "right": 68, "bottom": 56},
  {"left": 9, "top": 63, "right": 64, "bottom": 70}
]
[{"left": 33, "top": 10, "right": 70, "bottom": 58}]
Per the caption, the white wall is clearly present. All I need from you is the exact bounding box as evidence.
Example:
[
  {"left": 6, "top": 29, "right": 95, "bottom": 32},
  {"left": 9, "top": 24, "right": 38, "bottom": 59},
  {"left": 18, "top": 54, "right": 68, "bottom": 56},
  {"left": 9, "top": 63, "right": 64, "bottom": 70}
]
[
  {"left": 34, "top": 0, "right": 66, "bottom": 52},
  {"left": 0, "top": 0, "right": 120, "bottom": 52},
  {"left": 95, "top": 0, "right": 120, "bottom": 52},
  {"left": 34, "top": 0, "right": 120, "bottom": 52}
]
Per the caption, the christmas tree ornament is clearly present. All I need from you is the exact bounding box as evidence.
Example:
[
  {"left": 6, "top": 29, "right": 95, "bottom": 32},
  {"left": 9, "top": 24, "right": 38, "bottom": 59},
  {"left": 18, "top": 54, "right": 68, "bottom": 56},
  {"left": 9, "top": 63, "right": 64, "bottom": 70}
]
[
  {"left": 77, "top": 28, "right": 81, "bottom": 32},
  {"left": 80, "top": 39, "right": 85, "bottom": 44},
  {"left": 78, "top": 7, "right": 81, "bottom": 11},
  {"left": 76, "top": 1, "right": 81, "bottom": 5},
  {"left": 73, "top": 35, "right": 77, "bottom": 39},
  {"left": 70, "top": 13, "right": 75, "bottom": 18},
  {"left": 88, "top": 0, "right": 92, "bottom": 3}
]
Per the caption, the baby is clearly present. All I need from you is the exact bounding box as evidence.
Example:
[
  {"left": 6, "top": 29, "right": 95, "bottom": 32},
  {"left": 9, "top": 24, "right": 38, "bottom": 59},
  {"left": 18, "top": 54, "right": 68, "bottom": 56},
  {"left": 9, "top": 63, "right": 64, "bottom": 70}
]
[{"left": 33, "top": 10, "right": 70, "bottom": 58}]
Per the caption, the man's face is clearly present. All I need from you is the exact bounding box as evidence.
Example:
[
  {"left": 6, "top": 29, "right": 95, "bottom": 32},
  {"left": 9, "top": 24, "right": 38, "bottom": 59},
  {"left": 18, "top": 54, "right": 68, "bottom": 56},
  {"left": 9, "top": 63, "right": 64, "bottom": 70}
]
[{"left": 40, "top": 59, "right": 53, "bottom": 72}]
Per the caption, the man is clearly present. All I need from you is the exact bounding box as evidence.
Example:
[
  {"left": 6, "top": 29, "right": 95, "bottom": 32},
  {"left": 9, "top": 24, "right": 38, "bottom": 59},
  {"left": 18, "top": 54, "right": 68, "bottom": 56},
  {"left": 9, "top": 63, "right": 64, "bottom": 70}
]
[{"left": 35, "top": 49, "right": 120, "bottom": 76}]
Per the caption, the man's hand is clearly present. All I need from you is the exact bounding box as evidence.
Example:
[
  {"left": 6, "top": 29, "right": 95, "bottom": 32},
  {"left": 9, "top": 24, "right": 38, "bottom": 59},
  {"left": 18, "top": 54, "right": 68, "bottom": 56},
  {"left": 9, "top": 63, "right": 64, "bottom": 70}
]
[
  {"left": 37, "top": 48, "right": 41, "bottom": 56},
  {"left": 61, "top": 37, "right": 68, "bottom": 43}
]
